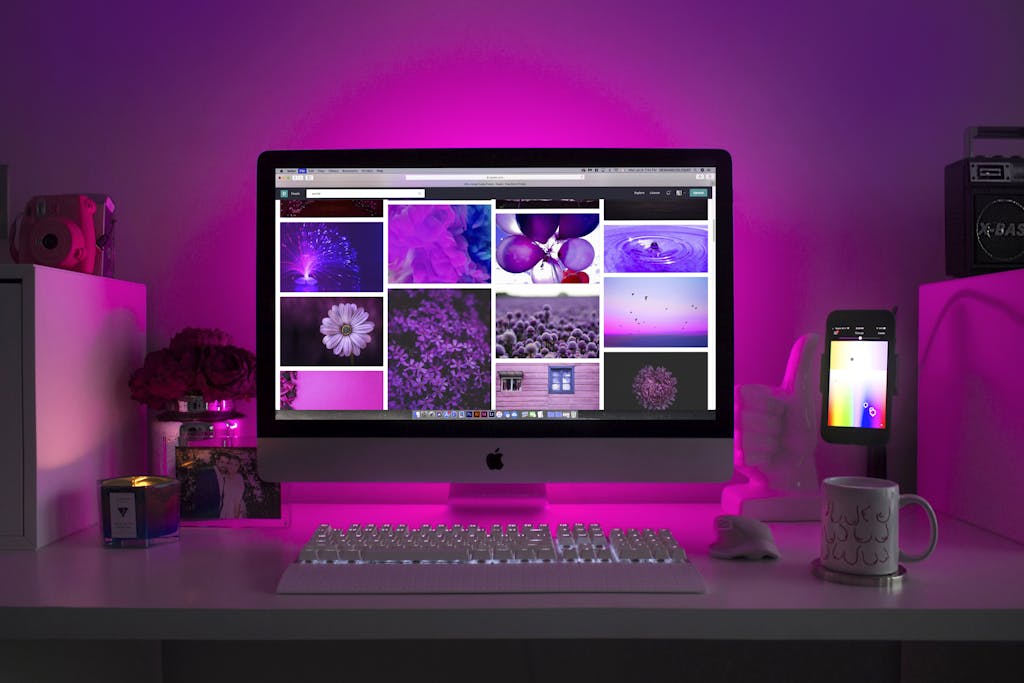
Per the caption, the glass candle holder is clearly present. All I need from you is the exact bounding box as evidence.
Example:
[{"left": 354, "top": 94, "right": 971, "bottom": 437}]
[{"left": 100, "top": 476, "right": 180, "bottom": 547}]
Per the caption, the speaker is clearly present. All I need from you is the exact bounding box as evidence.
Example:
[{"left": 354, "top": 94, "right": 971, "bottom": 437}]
[{"left": 945, "top": 126, "right": 1024, "bottom": 277}]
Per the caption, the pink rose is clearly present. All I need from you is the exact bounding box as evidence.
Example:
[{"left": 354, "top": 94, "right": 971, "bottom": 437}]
[
  {"left": 129, "top": 348, "right": 200, "bottom": 408},
  {"left": 200, "top": 345, "right": 256, "bottom": 400}
]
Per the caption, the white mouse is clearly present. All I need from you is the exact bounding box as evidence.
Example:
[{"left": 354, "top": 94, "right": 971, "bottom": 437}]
[{"left": 709, "top": 514, "right": 780, "bottom": 560}]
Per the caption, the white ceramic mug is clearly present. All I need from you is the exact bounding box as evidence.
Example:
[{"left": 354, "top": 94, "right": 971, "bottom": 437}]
[{"left": 821, "top": 476, "right": 938, "bottom": 576}]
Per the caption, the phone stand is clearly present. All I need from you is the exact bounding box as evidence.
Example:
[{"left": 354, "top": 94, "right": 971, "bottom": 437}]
[{"left": 866, "top": 445, "right": 887, "bottom": 479}]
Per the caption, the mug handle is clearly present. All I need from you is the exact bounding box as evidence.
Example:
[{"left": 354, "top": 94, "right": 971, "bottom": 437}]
[{"left": 898, "top": 494, "right": 938, "bottom": 562}]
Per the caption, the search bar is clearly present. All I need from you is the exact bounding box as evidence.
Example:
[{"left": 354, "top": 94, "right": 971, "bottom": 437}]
[
  {"left": 404, "top": 174, "right": 585, "bottom": 181},
  {"left": 305, "top": 189, "right": 426, "bottom": 198}
]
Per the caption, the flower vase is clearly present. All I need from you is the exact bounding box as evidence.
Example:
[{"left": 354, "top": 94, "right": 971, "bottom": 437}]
[{"left": 149, "top": 395, "right": 244, "bottom": 476}]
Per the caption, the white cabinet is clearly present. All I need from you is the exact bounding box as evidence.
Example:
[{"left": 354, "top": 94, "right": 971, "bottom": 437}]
[
  {"left": 918, "top": 269, "right": 1024, "bottom": 544},
  {"left": 0, "top": 265, "right": 146, "bottom": 548}
]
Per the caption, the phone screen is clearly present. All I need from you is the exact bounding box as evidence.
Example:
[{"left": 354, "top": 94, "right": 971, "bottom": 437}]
[
  {"left": 826, "top": 338, "right": 888, "bottom": 428},
  {"left": 822, "top": 312, "right": 894, "bottom": 441}
]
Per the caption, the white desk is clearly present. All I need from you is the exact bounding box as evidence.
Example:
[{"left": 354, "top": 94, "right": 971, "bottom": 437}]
[{"left": 1, "top": 503, "right": 1022, "bottom": 642}]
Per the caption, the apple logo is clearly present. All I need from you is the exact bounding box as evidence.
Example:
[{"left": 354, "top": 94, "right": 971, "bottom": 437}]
[{"left": 486, "top": 448, "right": 504, "bottom": 470}]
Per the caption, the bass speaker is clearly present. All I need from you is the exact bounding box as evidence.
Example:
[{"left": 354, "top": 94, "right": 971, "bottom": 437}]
[{"left": 945, "top": 126, "right": 1024, "bottom": 277}]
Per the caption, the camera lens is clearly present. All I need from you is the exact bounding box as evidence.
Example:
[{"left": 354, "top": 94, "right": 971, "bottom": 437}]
[{"left": 41, "top": 233, "right": 59, "bottom": 250}]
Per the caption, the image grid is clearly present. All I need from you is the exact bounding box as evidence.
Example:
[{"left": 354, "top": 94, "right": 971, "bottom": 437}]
[{"left": 273, "top": 177, "right": 719, "bottom": 418}]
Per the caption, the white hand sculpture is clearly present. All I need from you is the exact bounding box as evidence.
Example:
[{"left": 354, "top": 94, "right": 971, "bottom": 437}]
[{"left": 735, "top": 333, "right": 822, "bottom": 493}]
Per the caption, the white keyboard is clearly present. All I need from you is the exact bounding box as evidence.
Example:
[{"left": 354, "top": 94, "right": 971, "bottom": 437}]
[{"left": 276, "top": 522, "right": 706, "bottom": 594}]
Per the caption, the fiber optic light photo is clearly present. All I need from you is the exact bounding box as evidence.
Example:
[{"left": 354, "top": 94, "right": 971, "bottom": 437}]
[{"left": 279, "top": 222, "right": 383, "bottom": 293}]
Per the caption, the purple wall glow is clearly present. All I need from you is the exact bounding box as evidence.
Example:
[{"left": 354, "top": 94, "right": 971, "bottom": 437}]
[{"left": 3, "top": 1, "right": 1023, "bottom": 491}]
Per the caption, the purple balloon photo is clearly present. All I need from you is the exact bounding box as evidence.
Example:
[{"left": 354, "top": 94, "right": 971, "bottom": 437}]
[
  {"left": 496, "top": 235, "right": 545, "bottom": 273},
  {"left": 558, "top": 238, "right": 595, "bottom": 271},
  {"left": 516, "top": 214, "right": 559, "bottom": 243},
  {"left": 556, "top": 214, "right": 599, "bottom": 239}
]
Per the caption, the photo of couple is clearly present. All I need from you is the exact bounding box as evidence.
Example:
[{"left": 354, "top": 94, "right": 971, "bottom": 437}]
[{"left": 176, "top": 447, "right": 281, "bottom": 521}]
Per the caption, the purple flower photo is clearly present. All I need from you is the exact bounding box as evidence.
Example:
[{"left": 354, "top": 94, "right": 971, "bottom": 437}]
[
  {"left": 388, "top": 204, "right": 491, "bottom": 284},
  {"left": 604, "top": 352, "right": 708, "bottom": 413},
  {"left": 632, "top": 365, "right": 677, "bottom": 410},
  {"left": 495, "top": 290, "right": 600, "bottom": 359},
  {"left": 280, "top": 296, "right": 383, "bottom": 366},
  {"left": 387, "top": 289, "right": 491, "bottom": 410}
]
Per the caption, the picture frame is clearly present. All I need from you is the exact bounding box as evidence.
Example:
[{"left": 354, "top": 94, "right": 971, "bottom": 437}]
[{"left": 175, "top": 443, "right": 284, "bottom": 526}]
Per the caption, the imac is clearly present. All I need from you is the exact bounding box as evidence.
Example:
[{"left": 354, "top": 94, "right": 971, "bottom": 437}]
[{"left": 256, "top": 149, "right": 733, "bottom": 498}]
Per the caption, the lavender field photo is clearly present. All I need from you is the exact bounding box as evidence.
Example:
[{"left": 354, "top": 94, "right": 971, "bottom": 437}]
[
  {"left": 387, "top": 289, "right": 491, "bottom": 410},
  {"left": 495, "top": 289, "right": 600, "bottom": 359}
]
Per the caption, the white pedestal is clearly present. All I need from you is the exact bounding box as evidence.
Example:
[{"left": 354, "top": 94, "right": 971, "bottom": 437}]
[
  {"left": 0, "top": 265, "right": 146, "bottom": 549},
  {"left": 918, "top": 269, "right": 1024, "bottom": 544},
  {"left": 721, "top": 481, "right": 820, "bottom": 521}
]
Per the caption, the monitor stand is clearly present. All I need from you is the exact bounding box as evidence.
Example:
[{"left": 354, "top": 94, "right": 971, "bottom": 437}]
[{"left": 447, "top": 483, "right": 549, "bottom": 511}]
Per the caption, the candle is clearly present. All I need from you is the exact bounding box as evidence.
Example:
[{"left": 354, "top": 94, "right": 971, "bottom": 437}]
[{"left": 100, "top": 476, "right": 180, "bottom": 547}]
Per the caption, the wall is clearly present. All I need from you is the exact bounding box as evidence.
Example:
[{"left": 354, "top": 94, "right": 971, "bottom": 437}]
[{"left": 2, "top": 0, "right": 1022, "bottom": 490}]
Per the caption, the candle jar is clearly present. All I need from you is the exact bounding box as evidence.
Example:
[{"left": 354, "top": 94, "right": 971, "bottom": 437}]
[{"left": 100, "top": 476, "right": 180, "bottom": 547}]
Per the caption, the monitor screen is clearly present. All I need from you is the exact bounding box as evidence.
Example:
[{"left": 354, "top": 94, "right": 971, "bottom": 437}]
[{"left": 257, "top": 149, "right": 733, "bottom": 484}]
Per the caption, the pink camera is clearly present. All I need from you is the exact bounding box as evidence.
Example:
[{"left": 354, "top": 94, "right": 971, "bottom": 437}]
[{"left": 9, "top": 194, "right": 115, "bottom": 276}]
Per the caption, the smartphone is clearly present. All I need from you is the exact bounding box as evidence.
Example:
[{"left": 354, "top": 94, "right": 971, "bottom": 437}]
[{"left": 820, "top": 309, "right": 896, "bottom": 445}]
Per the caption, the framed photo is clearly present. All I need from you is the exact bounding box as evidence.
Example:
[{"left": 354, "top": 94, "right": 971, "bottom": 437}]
[{"left": 175, "top": 445, "right": 283, "bottom": 525}]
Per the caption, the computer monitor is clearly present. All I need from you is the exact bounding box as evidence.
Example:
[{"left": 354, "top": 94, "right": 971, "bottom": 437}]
[{"left": 256, "top": 149, "right": 733, "bottom": 493}]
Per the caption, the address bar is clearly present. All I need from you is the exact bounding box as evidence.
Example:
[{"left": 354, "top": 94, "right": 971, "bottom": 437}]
[
  {"left": 306, "top": 189, "right": 426, "bottom": 198},
  {"left": 404, "top": 174, "right": 585, "bottom": 181}
]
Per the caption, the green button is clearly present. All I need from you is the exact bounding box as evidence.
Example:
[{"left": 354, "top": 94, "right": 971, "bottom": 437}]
[{"left": 689, "top": 188, "right": 708, "bottom": 198}]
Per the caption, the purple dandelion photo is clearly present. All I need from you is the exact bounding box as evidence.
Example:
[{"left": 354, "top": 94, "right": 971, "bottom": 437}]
[
  {"left": 604, "top": 352, "right": 709, "bottom": 413},
  {"left": 388, "top": 289, "right": 491, "bottom": 410},
  {"left": 280, "top": 296, "right": 384, "bottom": 366},
  {"left": 388, "top": 204, "right": 491, "bottom": 284},
  {"left": 495, "top": 289, "right": 600, "bottom": 359},
  {"left": 280, "top": 222, "right": 384, "bottom": 293}
]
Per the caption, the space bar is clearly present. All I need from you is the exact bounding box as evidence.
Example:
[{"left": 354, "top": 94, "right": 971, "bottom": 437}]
[{"left": 276, "top": 562, "right": 706, "bottom": 594}]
